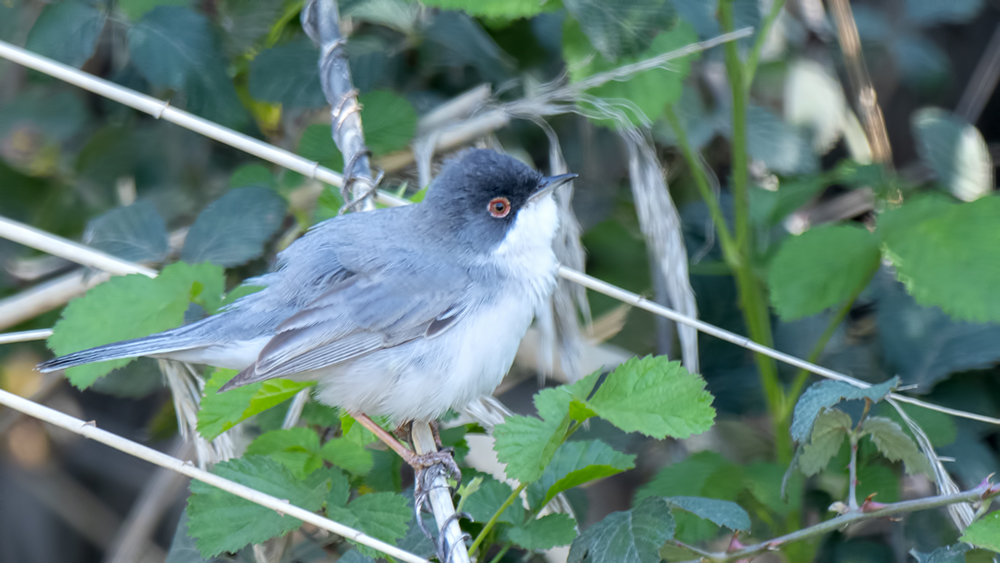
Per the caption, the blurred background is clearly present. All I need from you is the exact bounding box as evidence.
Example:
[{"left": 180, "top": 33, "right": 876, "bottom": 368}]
[{"left": 1, "top": 0, "right": 1000, "bottom": 561}]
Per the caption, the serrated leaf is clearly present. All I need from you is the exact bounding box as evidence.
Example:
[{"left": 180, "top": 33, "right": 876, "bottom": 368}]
[
  {"left": 197, "top": 369, "right": 314, "bottom": 440},
  {"left": 767, "top": 224, "right": 880, "bottom": 321},
  {"left": 182, "top": 187, "right": 287, "bottom": 267},
  {"left": 248, "top": 39, "right": 327, "bottom": 108},
  {"left": 326, "top": 492, "right": 412, "bottom": 557},
  {"left": 187, "top": 456, "right": 328, "bottom": 557},
  {"left": 568, "top": 497, "right": 675, "bottom": 563},
  {"left": 797, "top": 408, "right": 851, "bottom": 476},
  {"left": 128, "top": 7, "right": 248, "bottom": 127},
  {"left": 321, "top": 438, "right": 374, "bottom": 476},
  {"left": 463, "top": 476, "right": 525, "bottom": 525},
  {"left": 494, "top": 388, "right": 572, "bottom": 483},
  {"left": 879, "top": 194, "right": 1000, "bottom": 323},
  {"left": 790, "top": 377, "right": 900, "bottom": 443},
  {"left": 506, "top": 513, "right": 577, "bottom": 551},
  {"left": 563, "top": 0, "right": 677, "bottom": 61},
  {"left": 912, "top": 108, "right": 992, "bottom": 202},
  {"left": 246, "top": 428, "right": 323, "bottom": 479},
  {"left": 418, "top": 0, "right": 552, "bottom": 18},
  {"left": 26, "top": 2, "right": 106, "bottom": 68},
  {"left": 961, "top": 511, "right": 1000, "bottom": 552},
  {"left": 860, "top": 416, "right": 932, "bottom": 476},
  {"left": 563, "top": 19, "right": 698, "bottom": 125},
  {"left": 359, "top": 91, "right": 416, "bottom": 156},
  {"left": 662, "top": 497, "right": 750, "bottom": 532},
  {"left": 84, "top": 200, "right": 169, "bottom": 264},
  {"left": 911, "top": 543, "right": 973, "bottom": 563},
  {"left": 527, "top": 440, "right": 636, "bottom": 509},
  {"left": 48, "top": 262, "right": 224, "bottom": 389},
  {"left": 585, "top": 356, "right": 715, "bottom": 440}
]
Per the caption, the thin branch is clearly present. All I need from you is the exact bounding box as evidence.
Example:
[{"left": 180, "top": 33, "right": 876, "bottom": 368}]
[
  {"left": 468, "top": 482, "right": 527, "bottom": 558},
  {"left": 0, "top": 388, "right": 430, "bottom": 563},
  {"left": 681, "top": 485, "right": 996, "bottom": 563},
  {"left": 828, "top": 0, "right": 894, "bottom": 168},
  {"left": 0, "top": 328, "right": 54, "bottom": 344}
]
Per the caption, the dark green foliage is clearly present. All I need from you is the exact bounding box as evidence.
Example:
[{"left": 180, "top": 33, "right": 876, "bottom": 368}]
[
  {"left": 25, "top": 2, "right": 106, "bottom": 68},
  {"left": 181, "top": 187, "right": 288, "bottom": 267}
]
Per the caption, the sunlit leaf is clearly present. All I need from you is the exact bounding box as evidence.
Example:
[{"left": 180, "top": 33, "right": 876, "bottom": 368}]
[
  {"left": 527, "top": 439, "right": 635, "bottom": 509},
  {"left": 494, "top": 388, "right": 572, "bottom": 483}
]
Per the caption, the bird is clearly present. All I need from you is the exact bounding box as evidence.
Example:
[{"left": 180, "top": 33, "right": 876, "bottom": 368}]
[{"left": 39, "top": 149, "right": 576, "bottom": 470}]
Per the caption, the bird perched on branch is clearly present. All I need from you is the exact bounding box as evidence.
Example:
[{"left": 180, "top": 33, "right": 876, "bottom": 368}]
[{"left": 39, "top": 149, "right": 575, "bottom": 471}]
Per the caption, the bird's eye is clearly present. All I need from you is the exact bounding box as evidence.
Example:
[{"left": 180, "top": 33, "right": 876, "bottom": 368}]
[{"left": 488, "top": 197, "right": 511, "bottom": 218}]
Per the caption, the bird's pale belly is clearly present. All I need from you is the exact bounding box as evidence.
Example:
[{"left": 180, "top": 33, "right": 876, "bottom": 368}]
[{"left": 309, "top": 297, "right": 536, "bottom": 423}]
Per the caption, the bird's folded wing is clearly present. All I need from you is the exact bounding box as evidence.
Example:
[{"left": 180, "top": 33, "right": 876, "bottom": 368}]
[{"left": 229, "top": 261, "right": 470, "bottom": 386}]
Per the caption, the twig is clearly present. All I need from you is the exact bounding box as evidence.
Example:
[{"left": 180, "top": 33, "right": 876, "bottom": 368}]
[
  {"left": 0, "top": 216, "right": 155, "bottom": 277},
  {"left": 828, "top": 0, "right": 894, "bottom": 167},
  {"left": 468, "top": 482, "right": 527, "bottom": 559},
  {"left": 678, "top": 484, "right": 998, "bottom": 563},
  {"left": 413, "top": 423, "right": 470, "bottom": 563},
  {"left": 0, "top": 271, "right": 106, "bottom": 331},
  {"left": 0, "top": 328, "right": 55, "bottom": 344},
  {"left": 0, "top": 388, "right": 430, "bottom": 563},
  {"left": 105, "top": 440, "right": 193, "bottom": 563},
  {"left": 956, "top": 21, "right": 1000, "bottom": 123}
]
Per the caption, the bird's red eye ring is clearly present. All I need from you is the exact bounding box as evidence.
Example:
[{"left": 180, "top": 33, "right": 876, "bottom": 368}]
[{"left": 488, "top": 197, "right": 511, "bottom": 218}]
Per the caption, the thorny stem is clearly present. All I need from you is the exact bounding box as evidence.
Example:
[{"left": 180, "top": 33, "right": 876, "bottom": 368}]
[
  {"left": 744, "top": 0, "right": 787, "bottom": 87},
  {"left": 468, "top": 482, "right": 527, "bottom": 559},
  {"left": 719, "top": 0, "right": 787, "bottom": 463},
  {"left": 679, "top": 485, "right": 1000, "bottom": 563}
]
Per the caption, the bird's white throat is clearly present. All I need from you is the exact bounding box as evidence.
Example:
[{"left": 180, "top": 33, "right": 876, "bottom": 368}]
[{"left": 489, "top": 194, "right": 559, "bottom": 303}]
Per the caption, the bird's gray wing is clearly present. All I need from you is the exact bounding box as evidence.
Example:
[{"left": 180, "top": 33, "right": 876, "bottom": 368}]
[{"left": 223, "top": 258, "right": 470, "bottom": 388}]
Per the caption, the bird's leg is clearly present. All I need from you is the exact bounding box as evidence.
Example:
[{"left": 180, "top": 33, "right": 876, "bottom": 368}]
[{"left": 349, "top": 414, "right": 461, "bottom": 481}]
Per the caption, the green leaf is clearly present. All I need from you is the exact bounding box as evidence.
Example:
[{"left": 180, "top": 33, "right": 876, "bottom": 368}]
[
  {"left": 493, "top": 388, "right": 572, "bottom": 483},
  {"left": 326, "top": 492, "right": 412, "bottom": 557},
  {"left": 119, "top": 0, "right": 190, "bottom": 20},
  {"left": 563, "top": 19, "right": 698, "bottom": 125},
  {"left": 182, "top": 187, "right": 288, "bottom": 267},
  {"left": 527, "top": 440, "right": 636, "bottom": 509},
  {"left": 768, "top": 224, "right": 880, "bottom": 321},
  {"left": 246, "top": 428, "right": 323, "bottom": 479},
  {"left": 879, "top": 194, "right": 1000, "bottom": 323},
  {"left": 248, "top": 39, "right": 327, "bottom": 108},
  {"left": 961, "top": 511, "right": 1000, "bottom": 552},
  {"left": 298, "top": 124, "right": 345, "bottom": 171},
  {"left": 26, "top": 2, "right": 106, "bottom": 68},
  {"left": 797, "top": 408, "right": 851, "bottom": 476},
  {"left": 48, "top": 262, "right": 224, "bottom": 389},
  {"left": 84, "top": 200, "right": 169, "bottom": 264},
  {"left": 506, "top": 513, "right": 578, "bottom": 551},
  {"left": 418, "top": 0, "right": 552, "bottom": 18},
  {"left": 749, "top": 176, "right": 827, "bottom": 227},
  {"left": 585, "top": 356, "right": 715, "bottom": 440},
  {"left": 462, "top": 476, "right": 525, "bottom": 525},
  {"left": 568, "top": 497, "right": 675, "bottom": 563},
  {"left": 128, "top": 7, "right": 248, "bottom": 127},
  {"left": 359, "top": 91, "right": 417, "bottom": 156},
  {"left": 321, "top": 438, "right": 374, "bottom": 476},
  {"left": 662, "top": 497, "right": 750, "bottom": 532},
  {"left": 790, "top": 377, "right": 900, "bottom": 443},
  {"left": 230, "top": 164, "right": 278, "bottom": 190},
  {"left": 911, "top": 543, "right": 973, "bottom": 563},
  {"left": 165, "top": 510, "right": 219, "bottom": 563},
  {"left": 563, "top": 0, "right": 677, "bottom": 61},
  {"left": 860, "top": 416, "right": 932, "bottom": 477},
  {"left": 197, "top": 370, "right": 314, "bottom": 440},
  {"left": 912, "top": 108, "right": 992, "bottom": 202},
  {"left": 187, "top": 456, "right": 328, "bottom": 557}
]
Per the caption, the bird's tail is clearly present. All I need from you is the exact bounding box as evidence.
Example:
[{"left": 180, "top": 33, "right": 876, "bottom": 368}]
[{"left": 37, "top": 327, "right": 205, "bottom": 373}]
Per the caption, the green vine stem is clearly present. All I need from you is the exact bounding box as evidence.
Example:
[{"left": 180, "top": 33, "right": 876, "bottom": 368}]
[
  {"left": 744, "top": 0, "right": 788, "bottom": 87},
  {"left": 719, "top": 0, "right": 788, "bottom": 462},
  {"left": 467, "top": 482, "right": 527, "bottom": 558}
]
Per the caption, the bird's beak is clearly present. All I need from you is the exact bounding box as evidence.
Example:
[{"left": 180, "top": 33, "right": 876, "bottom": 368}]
[{"left": 529, "top": 173, "right": 578, "bottom": 202}]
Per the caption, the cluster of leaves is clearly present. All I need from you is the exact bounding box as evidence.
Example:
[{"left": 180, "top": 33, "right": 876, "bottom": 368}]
[{"left": 7, "top": 0, "right": 1000, "bottom": 560}]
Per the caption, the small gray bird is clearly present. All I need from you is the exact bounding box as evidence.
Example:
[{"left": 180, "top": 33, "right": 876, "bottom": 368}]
[{"left": 40, "top": 150, "right": 574, "bottom": 431}]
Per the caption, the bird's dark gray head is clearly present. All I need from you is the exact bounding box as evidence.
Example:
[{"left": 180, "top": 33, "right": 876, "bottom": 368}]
[{"left": 423, "top": 149, "right": 575, "bottom": 251}]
